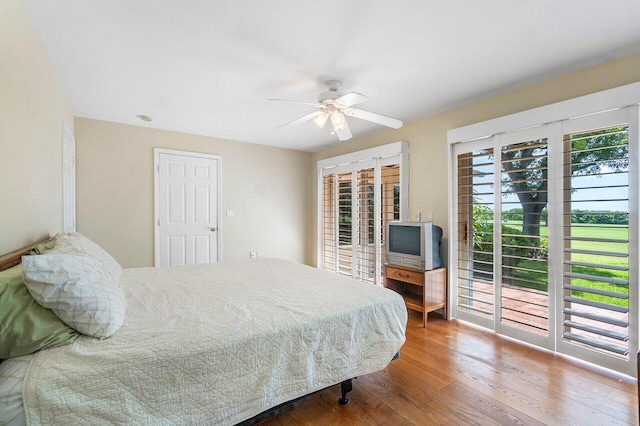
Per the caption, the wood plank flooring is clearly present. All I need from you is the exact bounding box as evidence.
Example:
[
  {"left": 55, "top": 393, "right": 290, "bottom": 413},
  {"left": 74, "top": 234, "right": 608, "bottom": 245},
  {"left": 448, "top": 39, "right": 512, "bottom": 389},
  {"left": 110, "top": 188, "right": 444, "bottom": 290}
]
[{"left": 264, "top": 311, "right": 639, "bottom": 425}]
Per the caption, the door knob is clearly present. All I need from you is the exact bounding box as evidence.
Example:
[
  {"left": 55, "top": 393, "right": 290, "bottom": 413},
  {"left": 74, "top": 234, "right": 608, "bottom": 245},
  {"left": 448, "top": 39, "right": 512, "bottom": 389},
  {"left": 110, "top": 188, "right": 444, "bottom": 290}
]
[{"left": 210, "top": 227, "right": 217, "bottom": 232}]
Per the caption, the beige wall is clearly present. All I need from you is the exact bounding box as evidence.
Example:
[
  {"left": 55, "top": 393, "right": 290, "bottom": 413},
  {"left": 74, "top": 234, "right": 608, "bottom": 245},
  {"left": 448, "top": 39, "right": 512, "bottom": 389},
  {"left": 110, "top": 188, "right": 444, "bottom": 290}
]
[
  {"left": 75, "top": 118, "right": 313, "bottom": 268},
  {"left": 312, "top": 51, "right": 640, "bottom": 267},
  {"left": 6, "top": 0, "right": 640, "bottom": 271},
  {"left": 0, "top": 0, "right": 74, "bottom": 254}
]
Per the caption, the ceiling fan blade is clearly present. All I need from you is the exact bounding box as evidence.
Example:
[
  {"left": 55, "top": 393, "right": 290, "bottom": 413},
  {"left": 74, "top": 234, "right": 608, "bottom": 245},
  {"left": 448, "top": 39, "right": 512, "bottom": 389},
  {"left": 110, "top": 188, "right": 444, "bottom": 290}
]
[
  {"left": 269, "top": 98, "right": 321, "bottom": 107},
  {"left": 279, "top": 111, "right": 321, "bottom": 128},
  {"left": 345, "top": 108, "right": 403, "bottom": 129},
  {"left": 335, "top": 120, "right": 353, "bottom": 141},
  {"left": 334, "top": 92, "right": 369, "bottom": 107}
]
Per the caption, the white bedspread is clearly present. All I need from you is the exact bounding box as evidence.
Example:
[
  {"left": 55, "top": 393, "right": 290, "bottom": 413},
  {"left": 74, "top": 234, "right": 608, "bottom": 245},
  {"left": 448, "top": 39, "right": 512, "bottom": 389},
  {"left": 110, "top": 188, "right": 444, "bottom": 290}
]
[{"left": 22, "top": 259, "right": 407, "bottom": 425}]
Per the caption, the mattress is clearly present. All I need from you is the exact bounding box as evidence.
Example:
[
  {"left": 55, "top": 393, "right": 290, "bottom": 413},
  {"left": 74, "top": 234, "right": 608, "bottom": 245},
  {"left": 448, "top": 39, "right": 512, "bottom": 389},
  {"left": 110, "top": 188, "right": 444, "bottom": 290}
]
[{"left": 4, "top": 258, "right": 406, "bottom": 425}]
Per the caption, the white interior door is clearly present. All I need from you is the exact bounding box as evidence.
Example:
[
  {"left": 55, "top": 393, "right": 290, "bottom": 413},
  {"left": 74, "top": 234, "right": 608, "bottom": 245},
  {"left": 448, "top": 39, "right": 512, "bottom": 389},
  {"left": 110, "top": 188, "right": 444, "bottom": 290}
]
[
  {"left": 155, "top": 149, "right": 220, "bottom": 267},
  {"left": 62, "top": 122, "right": 76, "bottom": 233}
]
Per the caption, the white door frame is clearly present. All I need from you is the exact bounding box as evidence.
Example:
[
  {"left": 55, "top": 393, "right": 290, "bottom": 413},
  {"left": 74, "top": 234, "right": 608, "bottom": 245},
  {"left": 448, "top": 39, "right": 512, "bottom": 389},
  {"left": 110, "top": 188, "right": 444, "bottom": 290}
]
[
  {"left": 154, "top": 148, "right": 222, "bottom": 266},
  {"left": 62, "top": 121, "right": 76, "bottom": 233}
]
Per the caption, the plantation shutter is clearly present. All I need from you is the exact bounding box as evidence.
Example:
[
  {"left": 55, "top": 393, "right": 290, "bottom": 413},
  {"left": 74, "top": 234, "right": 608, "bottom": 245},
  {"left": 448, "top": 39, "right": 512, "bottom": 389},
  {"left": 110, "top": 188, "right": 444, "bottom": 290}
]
[
  {"left": 451, "top": 104, "right": 639, "bottom": 375},
  {"left": 337, "top": 171, "right": 353, "bottom": 276},
  {"left": 560, "top": 120, "right": 631, "bottom": 359},
  {"left": 379, "top": 163, "right": 401, "bottom": 282},
  {"left": 322, "top": 174, "right": 337, "bottom": 272},
  {"left": 356, "top": 167, "right": 376, "bottom": 283},
  {"left": 455, "top": 144, "right": 496, "bottom": 327},
  {"left": 318, "top": 142, "right": 407, "bottom": 286}
]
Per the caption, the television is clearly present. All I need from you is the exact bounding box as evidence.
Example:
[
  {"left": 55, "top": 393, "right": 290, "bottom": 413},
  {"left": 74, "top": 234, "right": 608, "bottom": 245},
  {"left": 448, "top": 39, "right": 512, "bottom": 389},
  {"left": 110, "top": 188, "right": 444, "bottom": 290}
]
[{"left": 385, "top": 221, "right": 443, "bottom": 270}]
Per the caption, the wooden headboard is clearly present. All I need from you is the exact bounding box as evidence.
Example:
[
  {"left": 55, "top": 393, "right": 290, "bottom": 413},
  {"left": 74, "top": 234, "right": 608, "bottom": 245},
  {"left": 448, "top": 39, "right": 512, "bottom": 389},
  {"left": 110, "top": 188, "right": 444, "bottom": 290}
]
[{"left": 0, "top": 236, "right": 53, "bottom": 272}]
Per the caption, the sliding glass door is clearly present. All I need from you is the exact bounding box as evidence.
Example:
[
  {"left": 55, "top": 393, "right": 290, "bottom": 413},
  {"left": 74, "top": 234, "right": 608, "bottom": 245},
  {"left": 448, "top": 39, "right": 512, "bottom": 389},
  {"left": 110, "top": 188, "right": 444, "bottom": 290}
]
[
  {"left": 452, "top": 107, "right": 638, "bottom": 374},
  {"left": 497, "top": 127, "right": 555, "bottom": 348},
  {"left": 454, "top": 127, "right": 555, "bottom": 349}
]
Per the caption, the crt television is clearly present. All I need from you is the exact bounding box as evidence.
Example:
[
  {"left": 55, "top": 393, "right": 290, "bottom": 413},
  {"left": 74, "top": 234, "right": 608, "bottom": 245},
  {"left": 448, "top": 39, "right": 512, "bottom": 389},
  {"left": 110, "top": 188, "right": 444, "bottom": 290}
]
[{"left": 385, "top": 221, "right": 443, "bottom": 270}]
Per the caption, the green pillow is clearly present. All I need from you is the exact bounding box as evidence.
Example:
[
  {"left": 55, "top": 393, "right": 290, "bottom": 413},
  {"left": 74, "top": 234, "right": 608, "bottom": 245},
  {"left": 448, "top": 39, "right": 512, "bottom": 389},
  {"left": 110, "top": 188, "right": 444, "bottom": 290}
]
[
  {"left": 30, "top": 239, "right": 56, "bottom": 255},
  {"left": 0, "top": 264, "right": 79, "bottom": 359}
]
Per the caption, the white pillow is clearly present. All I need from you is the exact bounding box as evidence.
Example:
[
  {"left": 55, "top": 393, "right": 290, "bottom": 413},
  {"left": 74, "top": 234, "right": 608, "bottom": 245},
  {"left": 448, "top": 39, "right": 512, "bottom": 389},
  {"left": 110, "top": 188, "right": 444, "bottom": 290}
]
[
  {"left": 22, "top": 253, "right": 126, "bottom": 339},
  {"left": 52, "top": 233, "right": 122, "bottom": 285}
]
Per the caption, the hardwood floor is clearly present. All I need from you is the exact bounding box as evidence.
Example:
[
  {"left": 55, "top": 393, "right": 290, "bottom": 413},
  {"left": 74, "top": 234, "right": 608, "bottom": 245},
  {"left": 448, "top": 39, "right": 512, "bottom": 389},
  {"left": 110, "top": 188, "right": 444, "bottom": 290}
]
[{"left": 264, "top": 311, "right": 639, "bottom": 425}]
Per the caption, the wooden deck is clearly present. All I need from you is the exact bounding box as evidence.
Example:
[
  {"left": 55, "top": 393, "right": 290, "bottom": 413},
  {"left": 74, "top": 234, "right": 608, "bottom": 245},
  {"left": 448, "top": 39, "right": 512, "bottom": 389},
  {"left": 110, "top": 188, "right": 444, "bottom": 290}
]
[{"left": 264, "top": 311, "right": 638, "bottom": 425}]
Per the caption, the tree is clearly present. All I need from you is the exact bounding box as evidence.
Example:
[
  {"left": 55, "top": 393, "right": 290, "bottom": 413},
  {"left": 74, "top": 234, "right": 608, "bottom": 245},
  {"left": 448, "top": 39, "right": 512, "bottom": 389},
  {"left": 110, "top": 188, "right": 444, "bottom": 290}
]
[
  {"left": 501, "top": 143, "right": 548, "bottom": 238},
  {"left": 501, "top": 126, "right": 628, "bottom": 240}
]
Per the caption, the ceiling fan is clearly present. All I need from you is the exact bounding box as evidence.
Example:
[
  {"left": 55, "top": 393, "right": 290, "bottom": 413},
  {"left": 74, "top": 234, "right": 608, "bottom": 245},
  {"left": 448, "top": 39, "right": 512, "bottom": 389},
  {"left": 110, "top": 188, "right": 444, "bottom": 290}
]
[{"left": 270, "top": 80, "right": 403, "bottom": 141}]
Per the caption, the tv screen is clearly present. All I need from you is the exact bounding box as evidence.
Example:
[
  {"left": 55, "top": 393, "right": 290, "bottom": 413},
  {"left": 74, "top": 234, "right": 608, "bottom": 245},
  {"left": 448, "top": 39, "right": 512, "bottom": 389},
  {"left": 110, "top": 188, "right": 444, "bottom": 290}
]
[{"left": 388, "top": 225, "right": 420, "bottom": 256}]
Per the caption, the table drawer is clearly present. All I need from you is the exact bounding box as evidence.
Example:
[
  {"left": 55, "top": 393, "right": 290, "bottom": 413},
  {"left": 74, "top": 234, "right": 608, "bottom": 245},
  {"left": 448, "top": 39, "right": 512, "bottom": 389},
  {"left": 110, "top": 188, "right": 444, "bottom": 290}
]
[{"left": 386, "top": 266, "right": 424, "bottom": 285}]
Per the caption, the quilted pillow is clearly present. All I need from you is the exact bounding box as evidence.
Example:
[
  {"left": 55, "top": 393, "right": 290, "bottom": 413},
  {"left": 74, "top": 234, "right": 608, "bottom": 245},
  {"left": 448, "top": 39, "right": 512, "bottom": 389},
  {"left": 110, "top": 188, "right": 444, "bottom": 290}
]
[
  {"left": 22, "top": 254, "right": 126, "bottom": 339},
  {"left": 51, "top": 233, "right": 122, "bottom": 285},
  {"left": 0, "top": 264, "right": 79, "bottom": 359}
]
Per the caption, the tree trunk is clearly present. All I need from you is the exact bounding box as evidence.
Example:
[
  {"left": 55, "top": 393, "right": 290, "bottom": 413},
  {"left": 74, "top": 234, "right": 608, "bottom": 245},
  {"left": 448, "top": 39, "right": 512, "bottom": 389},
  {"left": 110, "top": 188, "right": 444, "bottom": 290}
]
[{"left": 522, "top": 202, "right": 544, "bottom": 241}]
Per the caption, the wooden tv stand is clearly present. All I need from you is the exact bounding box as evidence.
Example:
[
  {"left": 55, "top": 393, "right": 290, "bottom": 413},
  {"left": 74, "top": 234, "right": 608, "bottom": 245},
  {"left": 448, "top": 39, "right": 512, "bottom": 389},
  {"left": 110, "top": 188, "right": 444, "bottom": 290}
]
[{"left": 383, "top": 264, "right": 447, "bottom": 327}]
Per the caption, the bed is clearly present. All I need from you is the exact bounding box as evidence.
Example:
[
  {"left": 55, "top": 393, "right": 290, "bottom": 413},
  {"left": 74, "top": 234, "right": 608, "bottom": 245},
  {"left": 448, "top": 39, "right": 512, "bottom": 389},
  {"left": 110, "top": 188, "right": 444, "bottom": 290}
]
[{"left": 0, "top": 234, "right": 407, "bottom": 425}]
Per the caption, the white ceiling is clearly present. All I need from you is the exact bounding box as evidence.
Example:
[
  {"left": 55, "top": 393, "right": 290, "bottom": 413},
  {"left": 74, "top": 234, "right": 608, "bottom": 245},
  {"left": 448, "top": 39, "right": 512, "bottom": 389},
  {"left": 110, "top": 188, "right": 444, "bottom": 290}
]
[{"left": 23, "top": 1, "right": 640, "bottom": 152}]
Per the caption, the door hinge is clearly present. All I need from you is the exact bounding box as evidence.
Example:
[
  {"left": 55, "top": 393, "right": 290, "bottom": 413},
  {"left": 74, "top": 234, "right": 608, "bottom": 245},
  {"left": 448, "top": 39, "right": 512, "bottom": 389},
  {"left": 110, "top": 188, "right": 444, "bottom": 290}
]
[
  {"left": 157, "top": 164, "right": 160, "bottom": 172},
  {"left": 157, "top": 219, "right": 160, "bottom": 226}
]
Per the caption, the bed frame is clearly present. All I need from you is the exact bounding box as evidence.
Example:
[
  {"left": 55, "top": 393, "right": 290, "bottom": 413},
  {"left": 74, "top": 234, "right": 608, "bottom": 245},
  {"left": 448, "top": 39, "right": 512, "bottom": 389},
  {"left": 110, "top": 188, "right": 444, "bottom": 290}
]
[
  {"left": 2, "top": 237, "right": 400, "bottom": 425},
  {"left": 238, "top": 351, "right": 400, "bottom": 425},
  {"left": 237, "top": 379, "right": 354, "bottom": 426},
  {"left": 0, "top": 236, "right": 52, "bottom": 271}
]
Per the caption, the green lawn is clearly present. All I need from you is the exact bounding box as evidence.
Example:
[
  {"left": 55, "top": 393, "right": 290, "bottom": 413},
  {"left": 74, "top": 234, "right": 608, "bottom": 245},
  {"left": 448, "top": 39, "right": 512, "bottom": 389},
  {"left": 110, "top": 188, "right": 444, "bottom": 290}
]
[{"left": 501, "top": 221, "right": 629, "bottom": 307}]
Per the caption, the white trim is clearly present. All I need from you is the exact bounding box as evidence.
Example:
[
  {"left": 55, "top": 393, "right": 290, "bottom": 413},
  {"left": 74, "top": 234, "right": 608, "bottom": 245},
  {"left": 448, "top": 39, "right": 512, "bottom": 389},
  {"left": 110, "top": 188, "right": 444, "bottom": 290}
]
[
  {"left": 447, "top": 140, "right": 455, "bottom": 318},
  {"left": 317, "top": 141, "right": 407, "bottom": 170},
  {"left": 399, "top": 149, "right": 410, "bottom": 221},
  {"left": 316, "top": 168, "right": 324, "bottom": 268},
  {"left": 448, "top": 81, "right": 640, "bottom": 144},
  {"left": 547, "top": 121, "right": 563, "bottom": 352},
  {"left": 373, "top": 163, "right": 382, "bottom": 285},
  {"left": 61, "top": 121, "right": 76, "bottom": 233},
  {"left": 628, "top": 105, "right": 639, "bottom": 378},
  {"left": 155, "top": 148, "right": 221, "bottom": 161},
  {"left": 153, "top": 148, "right": 222, "bottom": 266},
  {"left": 350, "top": 170, "right": 357, "bottom": 278},
  {"left": 493, "top": 134, "right": 502, "bottom": 335}
]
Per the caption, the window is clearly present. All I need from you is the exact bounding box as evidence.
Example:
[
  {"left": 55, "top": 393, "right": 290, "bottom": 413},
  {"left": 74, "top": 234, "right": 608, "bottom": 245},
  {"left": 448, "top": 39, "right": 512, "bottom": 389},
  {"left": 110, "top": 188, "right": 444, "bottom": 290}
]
[
  {"left": 318, "top": 142, "right": 408, "bottom": 285},
  {"left": 449, "top": 84, "right": 639, "bottom": 376}
]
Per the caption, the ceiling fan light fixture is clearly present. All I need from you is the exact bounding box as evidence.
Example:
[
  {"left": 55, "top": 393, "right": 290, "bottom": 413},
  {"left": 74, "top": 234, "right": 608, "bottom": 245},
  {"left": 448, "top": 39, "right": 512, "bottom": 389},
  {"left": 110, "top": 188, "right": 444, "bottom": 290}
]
[
  {"left": 330, "top": 110, "right": 346, "bottom": 130},
  {"left": 271, "top": 79, "right": 403, "bottom": 139},
  {"left": 314, "top": 111, "right": 328, "bottom": 128}
]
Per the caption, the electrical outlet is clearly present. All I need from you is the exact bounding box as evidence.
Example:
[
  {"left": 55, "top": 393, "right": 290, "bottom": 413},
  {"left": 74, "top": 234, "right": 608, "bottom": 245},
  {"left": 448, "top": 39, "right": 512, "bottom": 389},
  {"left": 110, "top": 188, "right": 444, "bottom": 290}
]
[
  {"left": 427, "top": 211, "right": 433, "bottom": 221},
  {"left": 250, "top": 251, "right": 257, "bottom": 259}
]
